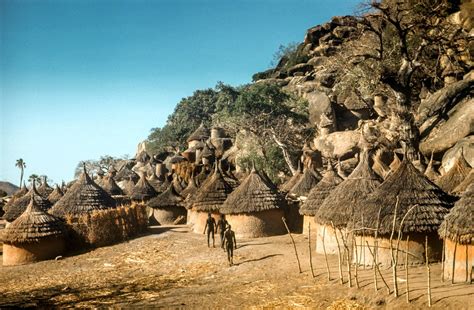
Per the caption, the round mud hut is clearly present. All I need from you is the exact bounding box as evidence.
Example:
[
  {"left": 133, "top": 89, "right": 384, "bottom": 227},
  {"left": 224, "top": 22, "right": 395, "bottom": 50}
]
[
  {"left": 314, "top": 149, "right": 382, "bottom": 255},
  {"left": 129, "top": 173, "right": 158, "bottom": 202},
  {"left": 220, "top": 167, "right": 286, "bottom": 238},
  {"left": 47, "top": 184, "right": 64, "bottom": 205},
  {"left": 147, "top": 184, "right": 186, "bottom": 225},
  {"left": 351, "top": 157, "right": 455, "bottom": 266},
  {"left": 2, "top": 197, "right": 66, "bottom": 266},
  {"left": 299, "top": 163, "right": 343, "bottom": 235},
  {"left": 439, "top": 183, "right": 473, "bottom": 283},
  {"left": 49, "top": 165, "right": 116, "bottom": 219},
  {"left": 3, "top": 180, "right": 52, "bottom": 223},
  {"left": 188, "top": 165, "right": 233, "bottom": 233}
]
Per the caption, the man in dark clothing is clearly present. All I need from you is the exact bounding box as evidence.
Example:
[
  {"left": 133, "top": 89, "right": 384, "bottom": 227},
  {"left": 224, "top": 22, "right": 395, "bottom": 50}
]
[
  {"left": 203, "top": 213, "right": 216, "bottom": 247},
  {"left": 216, "top": 214, "right": 229, "bottom": 249},
  {"left": 223, "top": 225, "right": 237, "bottom": 266}
]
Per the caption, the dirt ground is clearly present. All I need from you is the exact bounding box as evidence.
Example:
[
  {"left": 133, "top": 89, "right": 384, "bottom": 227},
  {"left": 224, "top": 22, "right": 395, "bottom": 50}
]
[{"left": 0, "top": 225, "right": 473, "bottom": 309}]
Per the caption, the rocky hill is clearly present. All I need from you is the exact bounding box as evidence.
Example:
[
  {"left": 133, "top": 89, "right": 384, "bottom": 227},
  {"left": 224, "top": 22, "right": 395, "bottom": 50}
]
[{"left": 0, "top": 181, "right": 19, "bottom": 196}]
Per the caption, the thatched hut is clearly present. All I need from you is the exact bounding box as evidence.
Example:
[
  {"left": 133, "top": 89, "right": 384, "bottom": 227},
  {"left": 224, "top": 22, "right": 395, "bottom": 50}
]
[
  {"left": 288, "top": 167, "right": 321, "bottom": 199},
  {"left": 3, "top": 181, "right": 52, "bottom": 223},
  {"left": 437, "top": 154, "right": 471, "bottom": 194},
  {"left": 147, "top": 172, "right": 163, "bottom": 192},
  {"left": 47, "top": 185, "right": 64, "bottom": 205},
  {"left": 299, "top": 163, "right": 343, "bottom": 235},
  {"left": 115, "top": 165, "right": 139, "bottom": 183},
  {"left": 49, "top": 166, "right": 116, "bottom": 218},
  {"left": 37, "top": 177, "right": 54, "bottom": 198},
  {"left": 314, "top": 149, "right": 382, "bottom": 254},
  {"left": 2, "top": 197, "right": 66, "bottom": 266},
  {"left": 188, "top": 165, "right": 233, "bottom": 233},
  {"left": 101, "top": 175, "right": 123, "bottom": 196},
  {"left": 187, "top": 122, "right": 210, "bottom": 148},
  {"left": 439, "top": 183, "right": 473, "bottom": 282},
  {"left": 220, "top": 167, "right": 286, "bottom": 238},
  {"left": 11, "top": 182, "right": 28, "bottom": 200},
  {"left": 180, "top": 174, "right": 199, "bottom": 200},
  {"left": 453, "top": 170, "right": 474, "bottom": 195},
  {"left": 351, "top": 157, "right": 454, "bottom": 266},
  {"left": 147, "top": 184, "right": 186, "bottom": 225},
  {"left": 120, "top": 177, "right": 136, "bottom": 196},
  {"left": 130, "top": 173, "right": 158, "bottom": 202},
  {"left": 280, "top": 163, "right": 303, "bottom": 193}
]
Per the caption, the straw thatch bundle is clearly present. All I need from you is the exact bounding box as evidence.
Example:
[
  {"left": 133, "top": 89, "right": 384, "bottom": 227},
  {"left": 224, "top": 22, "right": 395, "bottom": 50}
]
[
  {"left": 453, "top": 170, "right": 474, "bottom": 195},
  {"left": 130, "top": 173, "right": 158, "bottom": 201},
  {"left": 439, "top": 183, "right": 473, "bottom": 244},
  {"left": 288, "top": 167, "right": 321, "bottom": 198},
  {"left": 352, "top": 157, "right": 454, "bottom": 235},
  {"left": 115, "top": 166, "right": 139, "bottom": 183},
  {"left": 389, "top": 153, "right": 401, "bottom": 173},
  {"left": 49, "top": 166, "right": 116, "bottom": 218},
  {"left": 37, "top": 177, "right": 54, "bottom": 198},
  {"left": 187, "top": 122, "right": 210, "bottom": 142},
  {"left": 3, "top": 181, "right": 52, "bottom": 222},
  {"left": 190, "top": 165, "right": 233, "bottom": 212},
  {"left": 438, "top": 155, "right": 471, "bottom": 193},
  {"left": 299, "top": 163, "right": 343, "bottom": 216},
  {"left": 220, "top": 167, "right": 285, "bottom": 214},
  {"left": 315, "top": 149, "right": 382, "bottom": 228},
  {"left": 2, "top": 197, "right": 66, "bottom": 244},
  {"left": 148, "top": 184, "right": 183, "bottom": 209},
  {"left": 101, "top": 176, "right": 123, "bottom": 196},
  {"left": 280, "top": 163, "right": 303, "bottom": 192},
  {"left": 47, "top": 185, "right": 64, "bottom": 205}
]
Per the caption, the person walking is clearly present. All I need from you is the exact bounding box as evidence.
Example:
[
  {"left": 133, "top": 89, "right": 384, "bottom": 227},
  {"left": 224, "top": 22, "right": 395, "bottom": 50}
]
[
  {"left": 217, "top": 214, "right": 229, "bottom": 249},
  {"left": 223, "top": 225, "right": 237, "bottom": 266},
  {"left": 203, "top": 213, "right": 216, "bottom": 247}
]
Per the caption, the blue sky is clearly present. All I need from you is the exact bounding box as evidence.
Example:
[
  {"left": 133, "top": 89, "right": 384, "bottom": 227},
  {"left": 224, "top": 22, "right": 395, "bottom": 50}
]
[{"left": 1, "top": 0, "right": 361, "bottom": 185}]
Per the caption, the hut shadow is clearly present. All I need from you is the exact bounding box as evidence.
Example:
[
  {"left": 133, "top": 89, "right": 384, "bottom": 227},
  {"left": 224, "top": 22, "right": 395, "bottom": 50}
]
[
  {"left": 237, "top": 242, "right": 271, "bottom": 249},
  {"left": 148, "top": 226, "right": 188, "bottom": 235},
  {"left": 235, "top": 254, "right": 282, "bottom": 266}
]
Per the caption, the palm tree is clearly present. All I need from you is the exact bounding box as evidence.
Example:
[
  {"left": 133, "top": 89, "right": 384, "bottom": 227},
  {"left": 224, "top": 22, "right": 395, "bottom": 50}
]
[
  {"left": 15, "top": 158, "right": 26, "bottom": 187},
  {"left": 28, "top": 174, "right": 41, "bottom": 184}
]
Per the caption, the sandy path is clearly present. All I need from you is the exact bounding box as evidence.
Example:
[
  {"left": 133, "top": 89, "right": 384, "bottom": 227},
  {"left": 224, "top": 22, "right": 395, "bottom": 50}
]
[{"left": 0, "top": 225, "right": 473, "bottom": 308}]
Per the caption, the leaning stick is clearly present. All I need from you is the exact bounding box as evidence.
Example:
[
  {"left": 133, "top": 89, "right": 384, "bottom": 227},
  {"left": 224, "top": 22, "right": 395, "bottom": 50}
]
[
  {"left": 389, "top": 196, "right": 400, "bottom": 297},
  {"left": 353, "top": 235, "right": 360, "bottom": 288},
  {"left": 441, "top": 220, "right": 448, "bottom": 282},
  {"left": 322, "top": 225, "right": 331, "bottom": 281},
  {"left": 308, "top": 223, "right": 315, "bottom": 278},
  {"left": 366, "top": 241, "right": 391, "bottom": 294},
  {"left": 452, "top": 238, "right": 458, "bottom": 284},
  {"left": 331, "top": 221, "right": 344, "bottom": 284},
  {"left": 373, "top": 207, "right": 382, "bottom": 291},
  {"left": 426, "top": 236, "right": 431, "bottom": 307},
  {"left": 340, "top": 229, "right": 352, "bottom": 288},
  {"left": 405, "top": 235, "right": 410, "bottom": 303},
  {"left": 362, "top": 214, "right": 366, "bottom": 268},
  {"left": 282, "top": 217, "right": 302, "bottom": 273}
]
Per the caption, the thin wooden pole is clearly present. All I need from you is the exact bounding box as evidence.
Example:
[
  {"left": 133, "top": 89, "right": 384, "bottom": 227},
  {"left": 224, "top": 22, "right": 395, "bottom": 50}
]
[
  {"left": 465, "top": 241, "right": 469, "bottom": 283},
  {"left": 373, "top": 207, "right": 382, "bottom": 292},
  {"left": 353, "top": 235, "right": 360, "bottom": 288},
  {"left": 366, "top": 241, "right": 391, "bottom": 294},
  {"left": 441, "top": 220, "right": 448, "bottom": 282},
  {"left": 322, "top": 225, "right": 331, "bottom": 281},
  {"left": 405, "top": 235, "right": 410, "bottom": 303},
  {"left": 362, "top": 214, "right": 366, "bottom": 268},
  {"left": 308, "top": 222, "right": 315, "bottom": 278},
  {"left": 282, "top": 217, "right": 302, "bottom": 273},
  {"left": 452, "top": 238, "right": 458, "bottom": 284},
  {"left": 340, "top": 230, "right": 352, "bottom": 288},
  {"left": 331, "top": 222, "right": 344, "bottom": 284},
  {"left": 389, "top": 196, "right": 400, "bottom": 297},
  {"left": 426, "top": 236, "right": 431, "bottom": 307}
]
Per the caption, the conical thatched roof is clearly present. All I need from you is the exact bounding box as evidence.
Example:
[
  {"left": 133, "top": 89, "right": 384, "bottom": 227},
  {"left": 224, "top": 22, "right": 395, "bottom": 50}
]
[
  {"left": 101, "top": 176, "right": 123, "bottom": 196},
  {"left": 315, "top": 149, "right": 382, "bottom": 228},
  {"left": 180, "top": 174, "right": 199, "bottom": 199},
  {"left": 424, "top": 153, "right": 440, "bottom": 183},
  {"left": 172, "top": 175, "right": 186, "bottom": 194},
  {"left": 120, "top": 177, "right": 136, "bottom": 196},
  {"left": 2, "top": 197, "right": 66, "bottom": 244},
  {"left": 11, "top": 182, "right": 28, "bottom": 200},
  {"left": 3, "top": 181, "right": 52, "bottom": 222},
  {"left": 300, "top": 163, "right": 343, "bottom": 216},
  {"left": 49, "top": 166, "right": 116, "bottom": 218},
  {"left": 453, "top": 170, "right": 474, "bottom": 195},
  {"left": 220, "top": 168, "right": 285, "bottom": 214},
  {"left": 147, "top": 184, "right": 183, "bottom": 209},
  {"left": 190, "top": 165, "right": 233, "bottom": 212},
  {"left": 280, "top": 163, "right": 303, "bottom": 192},
  {"left": 288, "top": 167, "right": 321, "bottom": 198},
  {"left": 187, "top": 122, "right": 210, "bottom": 142},
  {"left": 147, "top": 172, "right": 163, "bottom": 192},
  {"left": 439, "top": 183, "right": 474, "bottom": 244},
  {"left": 37, "top": 177, "right": 54, "bottom": 198},
  {"left": 352, "top": 157, "right": 454, "bottom": 235},
  {"left": 196, "top": 167, "right": 209, "bottom": 186},
  {"left": 115, "top": 166, "right": 139, "bottom": 183},
  {"left": 437, "top": 155, "right": 471, "bottom": 193},
  {"left": 372, "top": 149, "right": 390, "bottom": 179},
  {"left": 130, "top": 173, "right": 158, "bottom": 201},
  {"left": 47, "top": 185, "right": 64, "bottom": 204}
]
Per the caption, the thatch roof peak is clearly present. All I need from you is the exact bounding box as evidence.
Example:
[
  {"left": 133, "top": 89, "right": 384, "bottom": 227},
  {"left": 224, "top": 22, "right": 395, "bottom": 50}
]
[
  {"left": 280, "top": 163, "right": 303, "bottom": 192},
  {"left": 221, "top": 168, "right": 285, "bottom": 214},
  {"left": 351, "top": 157, "right": 454, "bottom": 235},
  {"left": 453, "top": 170, "right": 474, "bottom": 195},
  {"left": 190, "top": 164, "right": 233, "bottom": 212},
  {"left": 315, "top": 149, "right": 382, "bottom": 228},
  {"left": 187, "top": 122, "right": 210, "bottom": 142},
  {"left": 130, "top": 172, "right": 158, "bottom": 201},
  {"left": 47, "top": 184, "right": 64, "bottom": 204},
  {"left": 437, "top": 153, "right": 471, "bottom": 193},
  {"left": 424, "top": 152, "right": 440, "bottom": 183},
  {"left": 101, "top": 175, "right": 123, "bottom": 196},
  {"left": 2, "top": 197, "right": 66, "bottom": 244},
  {"left": 3, "top": 180, "right": 52, "bottom": 222},
  {"left": 288, "top": 167, "right": 321, "bottom": 198},
  {"left": 37, "top": 177, "right": 54, "bottom": 198},
  {"left": 439, "top": 183, "right": 474, "bottom": 244},
  {"left": 49, "top": 167, "right": 116, "bottom": 218},
  {"left": 147, "top": 184, "right": 183, "bottom": 209}
]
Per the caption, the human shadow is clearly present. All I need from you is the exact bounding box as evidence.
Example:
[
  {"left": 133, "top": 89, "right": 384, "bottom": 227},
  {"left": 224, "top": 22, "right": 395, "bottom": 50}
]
[
  {"left": 234, "top": 254, "right": 282, "bottom": 266},
  {"left": 237, "top": 242, "right": 271, "bottom": 249}
]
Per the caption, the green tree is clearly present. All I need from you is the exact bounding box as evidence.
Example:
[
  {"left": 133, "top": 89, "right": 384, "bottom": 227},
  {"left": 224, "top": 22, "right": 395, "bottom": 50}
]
[
  {"left": 15, "top": 158, "right": 26, "bottom": 187},
  {"left": 28, "top": 174, "right": 41, "bottom": 184}
]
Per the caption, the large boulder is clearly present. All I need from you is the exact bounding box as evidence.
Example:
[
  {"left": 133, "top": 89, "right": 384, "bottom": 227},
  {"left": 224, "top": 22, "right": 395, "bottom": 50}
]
[
  {"left": 313, "top": 130, "right": 360, "bottom": 159},
  {"left": 304, "top": 91, "right": 334, "bottom": 129},
  {"left": 287, "top": 63, "right": 313, "bottom": 76},
  {"left": 420, "top": 98, "right": 474, "bottom": 155},
  {"left": 440, "top": 136, "right": 474, "bottom": 174}
]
